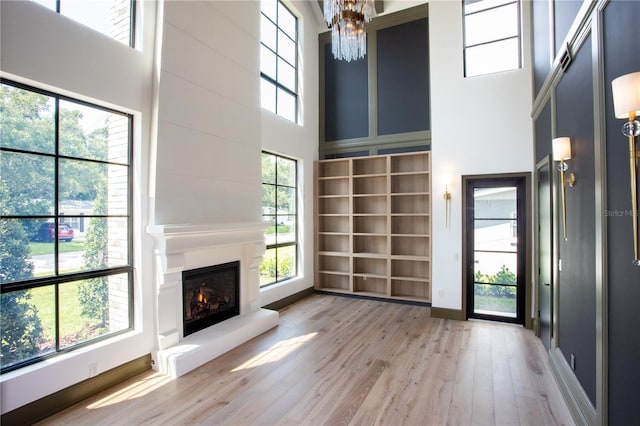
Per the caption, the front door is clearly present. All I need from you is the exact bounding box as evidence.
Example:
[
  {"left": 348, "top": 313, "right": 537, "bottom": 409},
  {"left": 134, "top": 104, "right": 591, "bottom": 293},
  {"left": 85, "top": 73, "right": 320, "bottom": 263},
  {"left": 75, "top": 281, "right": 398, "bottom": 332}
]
[{"left": 466, "top": 177, "right": 526, "bottom": 324}]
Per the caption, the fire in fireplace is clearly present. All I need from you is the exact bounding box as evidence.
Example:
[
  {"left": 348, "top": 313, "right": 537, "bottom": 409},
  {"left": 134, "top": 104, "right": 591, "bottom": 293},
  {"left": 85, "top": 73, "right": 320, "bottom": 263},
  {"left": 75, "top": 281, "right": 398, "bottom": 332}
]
[{"left": 182, "top": 261, "right": 240, "bottom": 337}]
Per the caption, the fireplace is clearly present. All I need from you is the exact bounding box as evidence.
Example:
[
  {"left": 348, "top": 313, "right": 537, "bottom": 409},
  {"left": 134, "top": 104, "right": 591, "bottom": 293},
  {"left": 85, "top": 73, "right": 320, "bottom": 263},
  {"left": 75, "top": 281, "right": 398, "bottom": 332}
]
[
  {"left": 182, "top": 261, "right": 240, "bottom": 337},
  {"left": 149, "top": 223, "right": 279, "bottom": 378}
]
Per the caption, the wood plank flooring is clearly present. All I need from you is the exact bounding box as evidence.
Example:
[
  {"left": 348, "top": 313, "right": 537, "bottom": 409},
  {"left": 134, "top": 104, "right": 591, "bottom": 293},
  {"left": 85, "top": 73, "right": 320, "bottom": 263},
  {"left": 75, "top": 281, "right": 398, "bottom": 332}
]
[{"left": 38, "top": 294, "right": 574, "bottom": 425}]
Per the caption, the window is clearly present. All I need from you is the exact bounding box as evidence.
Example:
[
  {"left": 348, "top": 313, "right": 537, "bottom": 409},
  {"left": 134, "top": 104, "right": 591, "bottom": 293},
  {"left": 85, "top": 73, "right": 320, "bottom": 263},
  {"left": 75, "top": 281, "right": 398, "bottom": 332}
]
[
  {"left": 0, "top": 80, "right": 133, "bottom": 373},
  {"left": 463, "top": 0, "right": 521, "bottom": 77},
  {"left": 31, "top": 0, "right": 135, "bottom": 47},
  {"left": 260, "top": 152, "right": 298, "bottom": 286},
  {"left": 260, "top": 0, "right": 298, "bottom": 122}
]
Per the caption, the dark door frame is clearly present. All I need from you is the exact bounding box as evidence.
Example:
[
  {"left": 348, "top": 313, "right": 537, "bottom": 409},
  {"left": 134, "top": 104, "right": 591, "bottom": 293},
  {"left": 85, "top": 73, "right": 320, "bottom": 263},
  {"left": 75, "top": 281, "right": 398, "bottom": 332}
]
[{"left": 461, "top": 172, "right": 532, "bottom": 328}]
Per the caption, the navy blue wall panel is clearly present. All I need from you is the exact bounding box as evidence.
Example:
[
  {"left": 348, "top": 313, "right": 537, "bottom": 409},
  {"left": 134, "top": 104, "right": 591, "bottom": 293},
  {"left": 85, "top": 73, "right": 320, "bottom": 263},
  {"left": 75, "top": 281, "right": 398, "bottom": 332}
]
[
  {"left": 555, "top": 33, "right": 596, "bottom": 406},
  {"left": 324, "top": 44, "right": 369, "bottom": 141},
  {"left": 535, "top": 100, "right": 552, "bottom": 163},
  {"left": 602, "top": 0, "right": 640, "bottom": 423},
  {"left": 376, "top": 18, "right": 430, "bottom": 135}
]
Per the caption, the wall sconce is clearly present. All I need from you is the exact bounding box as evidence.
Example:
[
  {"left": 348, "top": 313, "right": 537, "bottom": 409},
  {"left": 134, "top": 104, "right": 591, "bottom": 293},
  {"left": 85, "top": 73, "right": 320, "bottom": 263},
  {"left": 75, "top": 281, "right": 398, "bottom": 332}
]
[
  {"left": 612, "top": 71, "right": 640, "bottom": 267},
  {"left": 443, "top": 180, "right": 452, "bottom": 229},
  {"left": 552, "top": 137, "right": 576, "bottom": 241}
]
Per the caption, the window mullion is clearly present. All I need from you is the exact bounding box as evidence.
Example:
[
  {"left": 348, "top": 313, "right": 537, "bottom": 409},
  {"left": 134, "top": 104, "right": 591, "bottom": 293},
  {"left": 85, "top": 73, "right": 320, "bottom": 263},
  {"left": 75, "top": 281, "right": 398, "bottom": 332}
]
[{"left": 54, "top": 98, "right": 60, "bottom": 277}]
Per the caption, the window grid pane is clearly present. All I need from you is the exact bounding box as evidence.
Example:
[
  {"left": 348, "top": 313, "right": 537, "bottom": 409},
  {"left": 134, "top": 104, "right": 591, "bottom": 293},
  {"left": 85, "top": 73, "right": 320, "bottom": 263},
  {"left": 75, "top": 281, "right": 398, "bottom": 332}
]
[
  {"left": 0, "top": 80, "right": 133, "bottom": 373},
  {"left": 260, "top": 152, "right": 298, "bottom": 287},
  {"left": 260, "top": 0, "right": 298, "bottom": 122},
  {"left": 463, "top": 0, "right": 521, "bottom": 77}
]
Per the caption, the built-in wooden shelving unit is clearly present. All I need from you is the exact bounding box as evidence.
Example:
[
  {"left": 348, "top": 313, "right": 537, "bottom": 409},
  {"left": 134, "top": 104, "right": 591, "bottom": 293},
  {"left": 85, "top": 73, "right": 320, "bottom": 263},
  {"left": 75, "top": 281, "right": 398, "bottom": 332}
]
[{"left": 314, "top": 152, "right": 431, "bottom": 303}]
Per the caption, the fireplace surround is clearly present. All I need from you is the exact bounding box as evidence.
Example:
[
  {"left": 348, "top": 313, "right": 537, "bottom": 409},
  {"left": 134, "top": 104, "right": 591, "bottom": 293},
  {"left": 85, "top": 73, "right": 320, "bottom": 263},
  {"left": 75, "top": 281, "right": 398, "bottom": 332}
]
[{"left": 148, "top": 223, "right": 279, "bottom": 377}]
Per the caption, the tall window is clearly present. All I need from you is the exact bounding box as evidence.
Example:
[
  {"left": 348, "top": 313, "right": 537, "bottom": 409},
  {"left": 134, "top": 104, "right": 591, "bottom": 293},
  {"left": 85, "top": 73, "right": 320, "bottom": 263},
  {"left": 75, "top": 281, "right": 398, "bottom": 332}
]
[
  {"left": 31, "top": 0, "right": 135, "bottom": 47},
  {"left": 260, "top": 0, "right": 298, "bottom": 123},
  {"left": 463, "top": 0, "right": 521, "bottom": 77},
  {"left": 0, "top": 80, "right": 133, "bottom": 373},
  {"left": 260, "top": 152, "right": 298, "bottom": 286}
]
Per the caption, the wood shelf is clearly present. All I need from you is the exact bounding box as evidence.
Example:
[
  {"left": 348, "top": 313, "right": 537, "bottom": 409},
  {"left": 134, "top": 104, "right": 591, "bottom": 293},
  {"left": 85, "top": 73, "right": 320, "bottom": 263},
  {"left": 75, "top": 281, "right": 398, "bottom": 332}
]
[{"left": 315, "top": 152, "right": 431, "bottom": 302}]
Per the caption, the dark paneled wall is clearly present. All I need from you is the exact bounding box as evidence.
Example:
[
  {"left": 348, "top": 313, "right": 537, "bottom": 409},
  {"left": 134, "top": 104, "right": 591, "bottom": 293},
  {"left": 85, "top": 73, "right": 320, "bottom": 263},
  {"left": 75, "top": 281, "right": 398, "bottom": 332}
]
[
  {"left": 602, "top": 1, "right": 640, "bottom": 423},
  {"left": 323, "top": 44, "right": 369, "bottom": 141},
  {"left": 555, "top": 34, "right": 596, "bottom": 406},
  {"left": 532, "top": 0, "right": 640, "bottom": 422},
  {"left": 377, "top": 18, "right": 430, "bottom": 135},
  {"left": 534, "top": 101, "right": 552, "bottom": 163}
]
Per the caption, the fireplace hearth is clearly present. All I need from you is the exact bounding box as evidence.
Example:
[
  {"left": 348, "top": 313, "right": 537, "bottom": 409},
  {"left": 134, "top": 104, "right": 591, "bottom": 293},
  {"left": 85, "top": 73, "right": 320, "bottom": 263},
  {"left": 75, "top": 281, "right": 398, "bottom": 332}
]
[{"left": 182, "top": 261, "right": 240, "bottom": 337}]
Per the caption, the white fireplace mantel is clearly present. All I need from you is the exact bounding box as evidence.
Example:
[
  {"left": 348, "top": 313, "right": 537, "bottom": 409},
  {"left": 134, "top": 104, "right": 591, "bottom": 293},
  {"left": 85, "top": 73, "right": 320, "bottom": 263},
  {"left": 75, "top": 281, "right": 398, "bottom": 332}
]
[{"left": 147, "top": 222, "right": 279, "bottom": 378}]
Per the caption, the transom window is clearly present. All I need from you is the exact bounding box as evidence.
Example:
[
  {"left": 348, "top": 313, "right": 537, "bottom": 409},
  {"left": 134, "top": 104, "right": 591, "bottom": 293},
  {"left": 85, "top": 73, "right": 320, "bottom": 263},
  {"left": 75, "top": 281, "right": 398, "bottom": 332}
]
[
  {"left": 260, "top": 0, "right": 298, "bottom": 123},
  {"left": 463, "top": 0, "right": 521, "bottom": 77},
  {"left": 260, "top": 152, "right": 298, "bottom": 286},
  {"left": 31, "top": 0, "right": 135, "bottom": 47},
  {"left": 0, "top": 80, "right": 133, "bottom": 373}
]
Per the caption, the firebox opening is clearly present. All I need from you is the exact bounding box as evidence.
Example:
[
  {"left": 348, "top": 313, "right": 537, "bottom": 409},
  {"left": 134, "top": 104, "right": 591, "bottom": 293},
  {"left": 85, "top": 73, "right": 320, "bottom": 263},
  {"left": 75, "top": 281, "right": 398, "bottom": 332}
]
[{"left": 182, "top": 261, "right": 240, "bottom": 337}]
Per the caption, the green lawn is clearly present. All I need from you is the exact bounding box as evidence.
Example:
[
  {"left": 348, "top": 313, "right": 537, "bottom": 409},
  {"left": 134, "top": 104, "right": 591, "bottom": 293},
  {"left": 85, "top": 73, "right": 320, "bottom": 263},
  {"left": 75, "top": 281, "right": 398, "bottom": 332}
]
[
  {"left": 29, "top": 241, "right": 84, "bottom": 256},
  {"left": 265, "top": 225, "right": 291, "bottom": 235},
  {"left": 474, "top": 295, "right": 516, "bottom": 314},
  {"left": 28, "top": 282, "right": 100, "bottom": 347}
]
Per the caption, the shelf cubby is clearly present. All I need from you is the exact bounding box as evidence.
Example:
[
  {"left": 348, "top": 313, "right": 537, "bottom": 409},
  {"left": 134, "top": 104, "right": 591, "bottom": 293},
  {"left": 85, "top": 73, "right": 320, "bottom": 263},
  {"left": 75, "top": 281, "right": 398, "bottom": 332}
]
[
  {"left": 391, "top": 235, "right": 429, "bottom": 257},
  {"left": 391, "top": 173, "right": 429, "bottom": 193},
  {"left": 318, "top": 273, "right": 350, "bottom": 291},
  {"left": 354, "top": 195, "right": 387, "bottom": 214},
  {"left": 318, "top": 159, "right": 349, "bottom": 178},
  {"left": 391, "top": 215, "right": 430, "bottom": 235},
  {"left": 354, "top": 276, "right": 387, "bottom": 295},
  {"left": 353, "top": 156, "right": 387, "bottom": 175},
  {"left": 318, "top": 216, "right": 349, "bottom": 234},
  {"left": 318, "top": 255, "right": 350, "bottom": 274},
  {"left": 318, "top": 234, "right": 349, "bottom": 253},
  {"left": 353, "top": 256, "right": 387, "bottom": 277},
  {"left": 353, "top": 215, "right": 387, "bottom": 234},
  {"left": 391, "top": 259, "right": 429, "bottom": 279},
  {"left": 390, "top": 153, "right": 429, "bottom": 173},
  {"left": 318, "top": 177, "right": 350, "bottom": 196},
  {"left": 353, "top": 235, "right": 388, "bottom": 255},
  {"left": 391, "top": 194, "right": 429, "bottom": 214},
  {"left": 353, "top": 175, "right": 387, "bottom": 195},
  {"left": 391, "top": 279, "right": 430, "bottom": 300},
  {"left": 318, "top": 197, "right": 349, "bottom": 215}
]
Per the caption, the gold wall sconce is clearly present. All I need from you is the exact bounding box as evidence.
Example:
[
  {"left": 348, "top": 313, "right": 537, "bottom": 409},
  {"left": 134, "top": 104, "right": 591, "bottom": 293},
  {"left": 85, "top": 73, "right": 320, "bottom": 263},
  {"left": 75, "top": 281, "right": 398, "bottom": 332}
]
[
  {"left": 443, "top": 174, "right": 452, "bottom": 229},
  {"left": 553, "top": 137, "right": 576, "bottom": 241},
  {"left": 612, "top": 71, "right": 640, "bottom": 267}
]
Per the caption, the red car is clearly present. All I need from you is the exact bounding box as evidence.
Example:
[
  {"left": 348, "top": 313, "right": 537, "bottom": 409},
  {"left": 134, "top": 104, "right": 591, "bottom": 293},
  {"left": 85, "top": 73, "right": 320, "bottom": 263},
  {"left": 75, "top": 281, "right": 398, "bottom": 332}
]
[{"left": 37, "top": 223, "right": 74, "bottom": 242}]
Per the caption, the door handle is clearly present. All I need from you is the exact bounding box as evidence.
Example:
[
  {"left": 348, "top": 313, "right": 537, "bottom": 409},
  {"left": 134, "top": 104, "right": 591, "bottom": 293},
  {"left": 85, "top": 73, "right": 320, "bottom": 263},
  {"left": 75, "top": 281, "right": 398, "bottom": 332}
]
[{"left": 544, "top": 282, "right": 550, "bottom": 286}]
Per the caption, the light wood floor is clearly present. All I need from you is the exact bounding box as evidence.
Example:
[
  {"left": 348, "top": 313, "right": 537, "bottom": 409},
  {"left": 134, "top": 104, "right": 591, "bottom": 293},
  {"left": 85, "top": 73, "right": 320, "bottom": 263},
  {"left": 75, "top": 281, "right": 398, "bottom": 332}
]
[{"left": 39, "top": 294, "right": 574, "bottom": 425}]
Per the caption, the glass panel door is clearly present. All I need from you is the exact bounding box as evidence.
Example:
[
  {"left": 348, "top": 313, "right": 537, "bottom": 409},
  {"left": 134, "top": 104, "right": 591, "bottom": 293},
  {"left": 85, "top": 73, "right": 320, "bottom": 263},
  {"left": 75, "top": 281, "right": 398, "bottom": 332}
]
[{"left": 467, "top": 178, "right": 526, "bottom": 324}]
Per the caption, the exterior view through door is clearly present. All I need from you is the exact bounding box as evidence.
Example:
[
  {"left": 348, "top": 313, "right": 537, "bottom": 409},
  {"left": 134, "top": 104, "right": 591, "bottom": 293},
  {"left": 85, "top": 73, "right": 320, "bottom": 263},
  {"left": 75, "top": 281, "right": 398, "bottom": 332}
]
[{"left": 465, "top": 177, "right": 526, "bottom": 324}]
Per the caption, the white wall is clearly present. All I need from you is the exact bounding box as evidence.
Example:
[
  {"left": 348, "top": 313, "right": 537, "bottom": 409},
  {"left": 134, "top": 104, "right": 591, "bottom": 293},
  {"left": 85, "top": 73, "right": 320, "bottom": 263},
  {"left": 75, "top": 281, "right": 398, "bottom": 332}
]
[
  {"left": 152, "top": 0, "right": 262, "bottom": 225},
  {"left": 429, "top": 0, "right": 534, "bottom": 310},
  {"left": 259, "top": 0, "right": 322, "bottom": 307},
  {"left": 0, "top": 0, "right": 157, "bottom": 413}
]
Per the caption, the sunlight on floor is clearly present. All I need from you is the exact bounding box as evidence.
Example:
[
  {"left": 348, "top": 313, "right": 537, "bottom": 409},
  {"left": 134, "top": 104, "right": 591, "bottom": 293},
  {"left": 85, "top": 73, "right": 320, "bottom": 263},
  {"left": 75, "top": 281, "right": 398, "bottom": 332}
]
[
  {"left": 86, "top": 373, "right": 174, "bottom": 409},
  {"left": 231, "top": 332, "right": 318, "bottom": 372}
]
